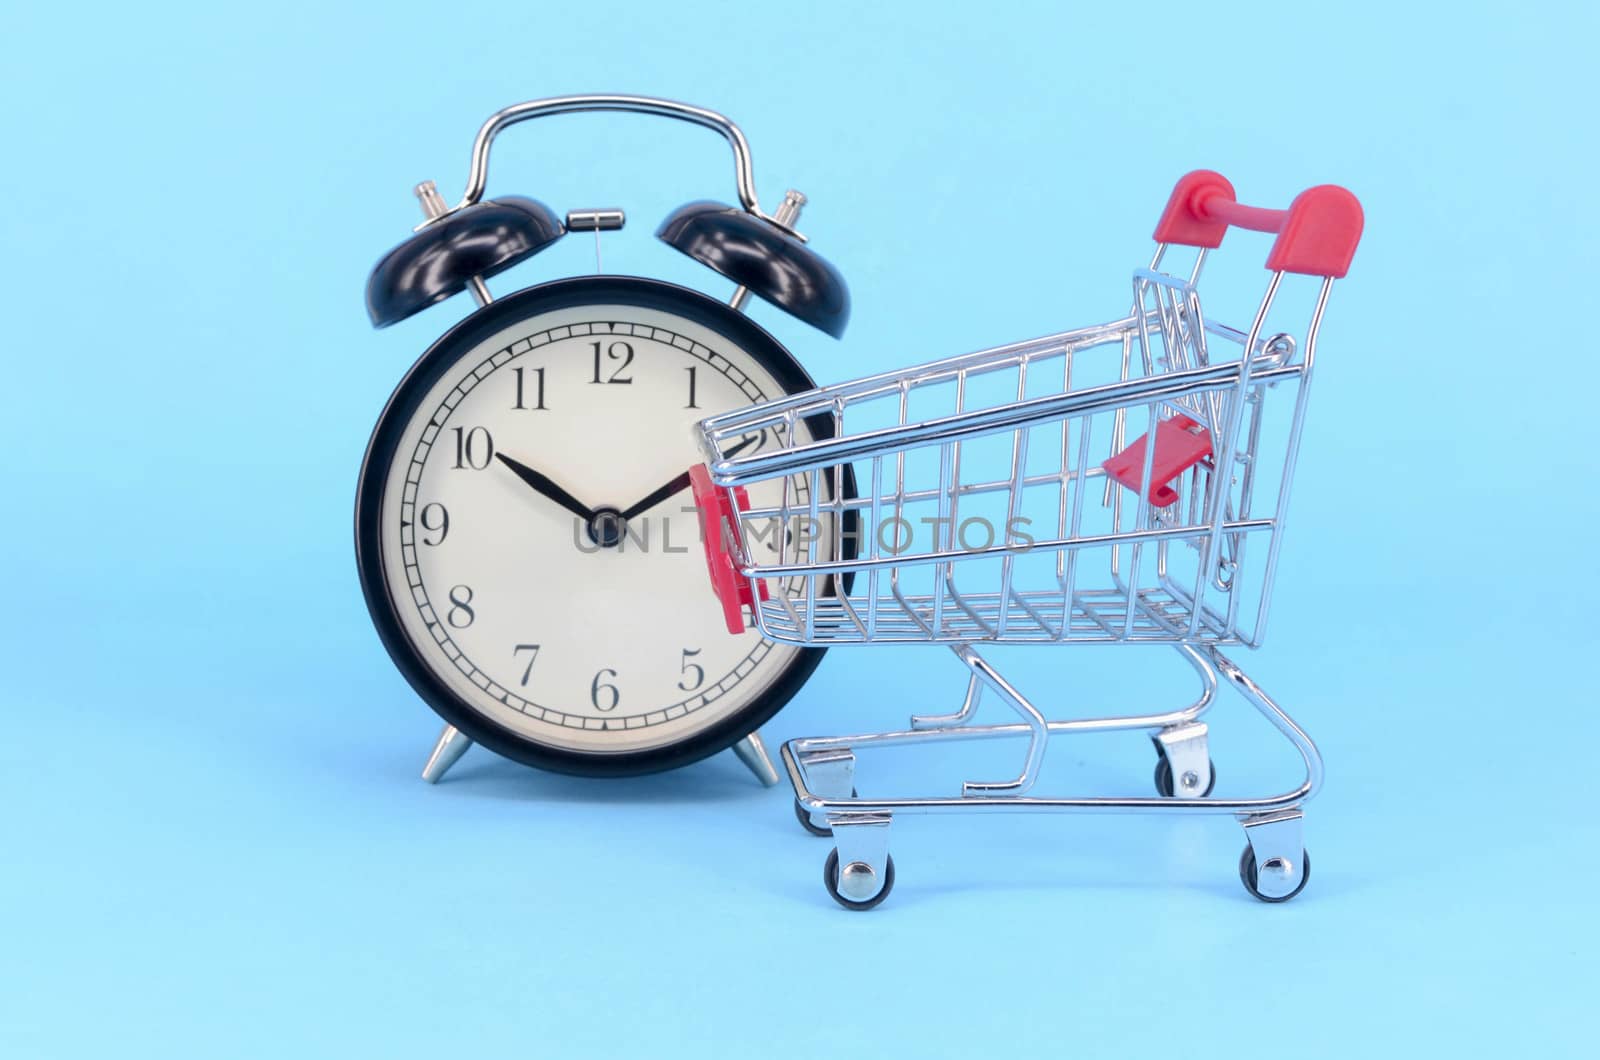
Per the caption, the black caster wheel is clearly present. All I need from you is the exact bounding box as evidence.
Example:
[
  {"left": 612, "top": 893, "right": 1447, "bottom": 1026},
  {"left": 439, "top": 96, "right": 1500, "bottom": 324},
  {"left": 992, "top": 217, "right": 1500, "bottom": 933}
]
[
  {"left": 794, "top": 798, "right": 832, "bottom": 837},
  {"left": 822, "top": 847, "right": 895, "bottom": 911},
  {"left": 1239, "top": 844, "right": 1311, "bottom": 903},
  {"left": 793, "top": 789, "right": 857, "bottom": 836},
  {"left": 1154, "top": 754, "right": 1216, "bottom": 797}
]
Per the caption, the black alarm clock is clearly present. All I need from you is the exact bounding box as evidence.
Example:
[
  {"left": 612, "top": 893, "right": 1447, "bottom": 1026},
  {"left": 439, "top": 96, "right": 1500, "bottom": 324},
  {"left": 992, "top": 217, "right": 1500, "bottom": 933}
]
[{"left": 356, "top": 95, "right": 852, "bottom": 785}]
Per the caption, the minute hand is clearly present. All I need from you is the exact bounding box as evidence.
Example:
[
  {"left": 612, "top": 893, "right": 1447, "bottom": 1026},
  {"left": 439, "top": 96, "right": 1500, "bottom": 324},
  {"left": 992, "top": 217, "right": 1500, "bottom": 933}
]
[
  {"left": 495, "top": 453, "right": 596, "bottom": 522},
  {"left": 618, "top": 436, "right": 760, "bottom": 522}
]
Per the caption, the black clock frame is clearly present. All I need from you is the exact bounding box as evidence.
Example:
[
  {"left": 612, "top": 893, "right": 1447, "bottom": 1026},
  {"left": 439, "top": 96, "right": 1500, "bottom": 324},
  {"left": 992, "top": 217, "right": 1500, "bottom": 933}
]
[{"left": 355, "top": 275, "right": 854, "bottom": 778}]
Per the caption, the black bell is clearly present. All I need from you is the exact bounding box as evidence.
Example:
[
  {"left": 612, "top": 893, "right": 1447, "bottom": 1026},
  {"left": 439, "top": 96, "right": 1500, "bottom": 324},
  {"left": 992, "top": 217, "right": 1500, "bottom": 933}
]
[
  {"left": 657, "top": 201, "right": 850, "bottom": 338},
  {"left": 365, "top": 197, "right": 565, "bottom": 327}
]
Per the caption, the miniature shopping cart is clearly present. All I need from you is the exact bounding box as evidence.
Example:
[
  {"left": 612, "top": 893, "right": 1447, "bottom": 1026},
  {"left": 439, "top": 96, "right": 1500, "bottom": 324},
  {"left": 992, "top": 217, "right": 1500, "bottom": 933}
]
[{"left": 690, "top": 171, "right": 1363, "bottom": 909}]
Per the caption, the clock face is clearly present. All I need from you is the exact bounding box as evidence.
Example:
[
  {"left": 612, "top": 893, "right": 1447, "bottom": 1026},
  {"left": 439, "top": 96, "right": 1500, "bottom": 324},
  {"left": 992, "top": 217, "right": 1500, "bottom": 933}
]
[{"left": 357, "top": 277, "right": 841, "bottom": 773}]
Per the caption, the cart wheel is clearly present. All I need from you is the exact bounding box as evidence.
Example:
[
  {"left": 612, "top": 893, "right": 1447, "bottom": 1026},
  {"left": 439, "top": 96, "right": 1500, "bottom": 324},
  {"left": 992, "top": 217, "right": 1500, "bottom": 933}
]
[
  {"left": 794, "top": 798, "right": 832, "bottom": 837},
  {"left": 793, "top": 789, "right": 858, "bottom": 836},
  {"left": 822, "top": 847, "right": 895, "bottom": 911},
  {"left": 1154, "top": 754, "right": 1216, "bottom": 798},
  {"left": 1239, "top": 844, "right": 1311, "bottom": 903}
]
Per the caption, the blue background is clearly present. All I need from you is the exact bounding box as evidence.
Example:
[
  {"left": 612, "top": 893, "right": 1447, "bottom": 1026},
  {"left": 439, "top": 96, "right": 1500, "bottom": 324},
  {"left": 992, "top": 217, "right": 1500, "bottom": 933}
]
[{"left": 3, "top": 1, "right": 1594, "bottom": 1056}]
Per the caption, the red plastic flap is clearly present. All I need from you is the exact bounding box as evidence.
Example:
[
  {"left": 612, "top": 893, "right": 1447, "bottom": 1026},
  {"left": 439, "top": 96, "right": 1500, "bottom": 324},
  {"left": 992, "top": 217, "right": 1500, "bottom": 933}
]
[
  {"left": 1102, "top": 415, "right": 1212, "bottom": 507},
  {"left": 689, "top": 465, "right": 765, "bottom": 635}
]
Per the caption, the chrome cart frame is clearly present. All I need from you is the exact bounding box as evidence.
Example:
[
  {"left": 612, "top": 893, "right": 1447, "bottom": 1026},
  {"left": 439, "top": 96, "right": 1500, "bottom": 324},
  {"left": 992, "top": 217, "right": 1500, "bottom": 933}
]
[{"left": 691, "top": 171, "right": 1363, "bottom": 908}]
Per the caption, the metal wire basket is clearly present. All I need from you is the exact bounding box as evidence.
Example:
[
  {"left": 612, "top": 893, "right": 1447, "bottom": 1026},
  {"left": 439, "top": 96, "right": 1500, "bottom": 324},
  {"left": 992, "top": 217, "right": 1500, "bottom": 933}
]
[{"left": 691, "top": 170, "right": 1363, "bottom": 909}]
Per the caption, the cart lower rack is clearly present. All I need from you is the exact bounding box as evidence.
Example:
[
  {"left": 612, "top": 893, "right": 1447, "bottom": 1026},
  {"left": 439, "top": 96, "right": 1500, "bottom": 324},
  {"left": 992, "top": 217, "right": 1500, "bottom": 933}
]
[{"left": 692, "top": 171, "right": 1363, "bottom": 908}]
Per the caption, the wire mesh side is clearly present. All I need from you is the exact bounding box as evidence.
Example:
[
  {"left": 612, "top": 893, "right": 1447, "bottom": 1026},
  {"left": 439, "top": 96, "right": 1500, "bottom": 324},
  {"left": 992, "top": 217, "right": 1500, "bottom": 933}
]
[{"left": 701, "top": 257, "right": 1331, "bottom": 650}]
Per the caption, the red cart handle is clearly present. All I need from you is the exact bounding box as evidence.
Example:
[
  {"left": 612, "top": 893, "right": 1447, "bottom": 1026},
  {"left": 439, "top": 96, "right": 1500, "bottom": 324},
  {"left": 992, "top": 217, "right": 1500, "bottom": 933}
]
[
  {"left": 689, "top": 464, "right": 767, "bottom": 635},
  {"left": 1152, "top": 170, "right": 1363, "bottom": 278}
]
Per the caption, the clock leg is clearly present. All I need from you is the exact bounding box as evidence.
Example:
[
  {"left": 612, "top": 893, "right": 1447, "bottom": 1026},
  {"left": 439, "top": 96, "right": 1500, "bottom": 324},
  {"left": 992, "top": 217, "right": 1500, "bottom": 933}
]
[
  {"left": 421, "top": 723, "right": 473, "bottom": 783},
  {"left": 731, "top": 730, "right": 780, "bottom": 787}
]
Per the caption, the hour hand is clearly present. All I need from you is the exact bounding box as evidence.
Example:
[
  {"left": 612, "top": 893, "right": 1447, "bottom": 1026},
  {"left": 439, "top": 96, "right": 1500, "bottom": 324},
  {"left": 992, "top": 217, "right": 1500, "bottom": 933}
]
[
  {"left": 495, "top": 453, "right": 596, "bottom": 522},
  {"left": 618, "top": 435, "right": 761, "bottom": 522}
]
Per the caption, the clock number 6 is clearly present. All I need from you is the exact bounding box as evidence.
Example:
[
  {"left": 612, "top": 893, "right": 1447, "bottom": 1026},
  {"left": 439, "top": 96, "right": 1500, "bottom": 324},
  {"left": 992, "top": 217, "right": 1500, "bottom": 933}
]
[
  {"left": 677, "top": 648, "right": 705, "bottom": 692},
  {"left": 591, "top": 669, "right": 620, "bottom": 711},
  {"left": 589, "top": 340, "right": 634, "bottom": 385}
]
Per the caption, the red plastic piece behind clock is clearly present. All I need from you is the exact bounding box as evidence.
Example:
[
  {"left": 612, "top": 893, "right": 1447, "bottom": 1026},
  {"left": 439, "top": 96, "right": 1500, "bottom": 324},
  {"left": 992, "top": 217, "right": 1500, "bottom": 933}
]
[{"left": 689, "top": 464, "right": 768, "bottom": 635}]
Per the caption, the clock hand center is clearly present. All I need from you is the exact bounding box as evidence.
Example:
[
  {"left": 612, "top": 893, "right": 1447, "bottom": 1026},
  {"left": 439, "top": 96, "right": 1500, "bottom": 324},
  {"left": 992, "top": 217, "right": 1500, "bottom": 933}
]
[{"left": 585, "top": 506, "right": 628, "bottom": 549}]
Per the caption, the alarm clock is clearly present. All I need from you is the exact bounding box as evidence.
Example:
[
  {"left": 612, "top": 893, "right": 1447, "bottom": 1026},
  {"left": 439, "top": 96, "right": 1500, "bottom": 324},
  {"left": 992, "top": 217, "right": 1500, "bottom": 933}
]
[{"left": 355, "top": 95, "right": 853, "bottom": 784}]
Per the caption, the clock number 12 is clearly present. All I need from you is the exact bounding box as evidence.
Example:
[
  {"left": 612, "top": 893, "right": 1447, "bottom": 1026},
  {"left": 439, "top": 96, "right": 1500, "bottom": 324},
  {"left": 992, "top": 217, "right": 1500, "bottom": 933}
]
[{"left": 590, "top": 341, "right": 634, "bottom": 385}]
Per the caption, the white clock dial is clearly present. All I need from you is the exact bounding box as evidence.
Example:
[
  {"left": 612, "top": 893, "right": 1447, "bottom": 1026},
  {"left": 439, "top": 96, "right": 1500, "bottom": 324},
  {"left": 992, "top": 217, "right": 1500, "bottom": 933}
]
[{"left": 372, "top": 295, "right": 835, "bottom": 757}]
